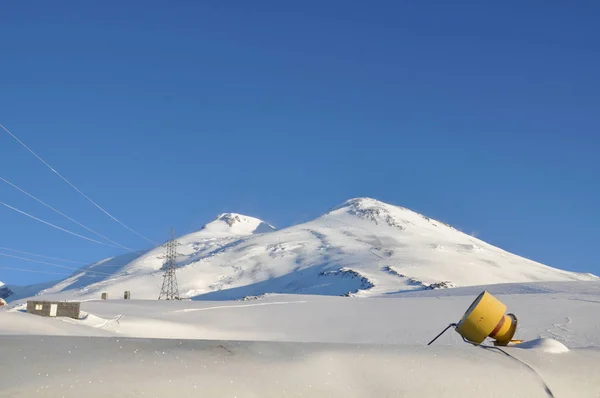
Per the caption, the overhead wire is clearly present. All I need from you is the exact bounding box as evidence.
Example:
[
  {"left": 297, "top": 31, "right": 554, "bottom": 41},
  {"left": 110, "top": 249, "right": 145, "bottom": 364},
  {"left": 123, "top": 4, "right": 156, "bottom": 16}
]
[
  {"left": 0, "top": 247, "right": 133, "bottom": 268},
  {"left": 0, "top": 266, "right": 81, "bottom": 277},
  {"left": 0, "top": 252, "right": 116, "bottom": 277},
  {"left": 1, "top": 201, "right": 110, "bottom": 246},
  {"left": 0, "top": 122, "right": 158, "bottom": 246},
  {"left": 0, "top": 175, "right": 141, "bottom": 254},
  {"left": 0, "top": 247, "right": 88, "bottom": 265}
]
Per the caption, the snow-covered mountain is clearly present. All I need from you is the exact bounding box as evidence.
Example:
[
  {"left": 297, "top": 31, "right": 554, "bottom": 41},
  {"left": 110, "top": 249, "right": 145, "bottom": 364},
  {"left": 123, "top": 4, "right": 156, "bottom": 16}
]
[
  {"left": 200, "top": 213, "right": 275, "bottom": 236},
  {"left": 6, "top": 198, "right": 598, "bottom": 302},
  {"left": 0, "top": 280, "right": 13, "bottom": 300}
]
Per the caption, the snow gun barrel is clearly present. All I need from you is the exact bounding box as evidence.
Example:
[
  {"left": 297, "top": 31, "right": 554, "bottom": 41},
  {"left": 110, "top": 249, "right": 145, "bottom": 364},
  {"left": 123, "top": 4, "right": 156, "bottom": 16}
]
[
  {"left": 428, "top": 291, "right": 522, "bottom": 346},
  {"left": 456, "top": 291, "right": 519, "bottom": 346}
]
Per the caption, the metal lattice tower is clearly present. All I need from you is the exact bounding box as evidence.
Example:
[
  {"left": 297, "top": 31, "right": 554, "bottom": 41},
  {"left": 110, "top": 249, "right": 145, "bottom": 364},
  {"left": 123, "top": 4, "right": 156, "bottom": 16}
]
[{"left": 158, "top": 228, "right": 180, "bottom": 300}]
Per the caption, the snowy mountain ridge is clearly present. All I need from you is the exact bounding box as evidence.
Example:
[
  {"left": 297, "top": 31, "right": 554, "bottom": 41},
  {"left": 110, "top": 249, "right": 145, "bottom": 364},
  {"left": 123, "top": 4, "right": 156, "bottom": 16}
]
[
  {"left": 4, "top": 197, "right": 597, "bottom": 302},
  {"left": 200, "top": 213, "right": 276, "bottom": 236}
]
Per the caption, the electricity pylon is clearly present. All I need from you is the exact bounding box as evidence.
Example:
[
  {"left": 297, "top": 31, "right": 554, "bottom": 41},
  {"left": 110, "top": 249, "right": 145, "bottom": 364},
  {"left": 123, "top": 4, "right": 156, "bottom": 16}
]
[{"left": 158, "top": 228, "right": 180, "bottom": 300}]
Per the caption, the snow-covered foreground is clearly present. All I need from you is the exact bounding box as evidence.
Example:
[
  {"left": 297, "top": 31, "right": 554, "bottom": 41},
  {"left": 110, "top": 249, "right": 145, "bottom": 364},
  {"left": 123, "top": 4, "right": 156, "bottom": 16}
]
[
  {"left": 1, "top": 336, "right": 598, "bottom": 398},
  {"left": 1, "top": 281, "right": 599, "bottom": 396},
  {"left": 3, "top": 281, "right": 600, "bottom": 346}
]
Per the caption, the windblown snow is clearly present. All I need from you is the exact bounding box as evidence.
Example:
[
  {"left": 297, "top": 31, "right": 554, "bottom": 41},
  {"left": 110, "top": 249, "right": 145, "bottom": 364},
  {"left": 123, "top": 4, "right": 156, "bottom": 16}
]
[{"left": 4, "top": 198, "right": 596, "bottom": 302}]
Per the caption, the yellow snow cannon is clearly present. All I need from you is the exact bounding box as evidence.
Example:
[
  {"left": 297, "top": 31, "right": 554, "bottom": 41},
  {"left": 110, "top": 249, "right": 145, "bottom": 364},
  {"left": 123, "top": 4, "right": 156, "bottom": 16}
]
[
  {"left": 427, "top": 291, "right": 523, "bottom": 346},
  {"left": 456, "top": 291, "right": 521, "bottom": 346}
]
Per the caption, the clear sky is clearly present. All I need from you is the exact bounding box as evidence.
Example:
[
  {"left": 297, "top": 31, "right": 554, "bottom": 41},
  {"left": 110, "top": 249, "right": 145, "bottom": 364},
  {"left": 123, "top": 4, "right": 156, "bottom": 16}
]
[{"left": 1, "top": 1, "right": 599, "bottom": 285}]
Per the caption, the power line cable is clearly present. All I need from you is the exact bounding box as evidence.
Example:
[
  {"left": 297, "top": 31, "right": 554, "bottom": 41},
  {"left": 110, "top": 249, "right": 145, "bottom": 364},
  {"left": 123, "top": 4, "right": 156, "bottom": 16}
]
[
  {"left": 0, "top": 247, "right": 88, "bottom": 265},
  {"left": 0, "top": 252, "right": 115, "bottom": 276},
  {"left": 1, "top": 202, "right": 109, "bottom": 246},
  {"left": 0, "top": 265, "right": 87, "bottom": 277},
  {"left": 0, "top": 122, "right": 157, "bottom": 246},
  {"left": 0, "top": 176, "right": 141, "bottom": 254},
  {"left": 79, "top": 263, "right": 131, "bottom": 267},
  {"left": 0, "top": 248, "right": 137, "bottom": 270}
]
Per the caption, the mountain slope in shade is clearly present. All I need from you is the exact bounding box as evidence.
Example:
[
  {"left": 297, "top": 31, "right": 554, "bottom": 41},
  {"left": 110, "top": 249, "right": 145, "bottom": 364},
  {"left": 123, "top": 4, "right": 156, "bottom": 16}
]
[
  {"left": 0, "top": 280, "right": 12, "bottom": 300},
  {"left": 2, "top": 281, "right": 57, "bottom": 302},
  {"left": 6, "top": 198, "right": 597, "bottom": 302}
]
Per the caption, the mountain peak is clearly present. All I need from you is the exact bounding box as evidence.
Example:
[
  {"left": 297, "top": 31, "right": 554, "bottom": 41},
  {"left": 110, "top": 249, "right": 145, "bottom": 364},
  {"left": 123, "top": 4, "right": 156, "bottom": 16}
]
[
  {"left": 325, "top": 197, "right": 457, "bottom": 231},
  {"left": 333, "top": 197, "right": 399, "bottom": 210},
  {"left": 201, "top": 213, "right": 275, "bottom": 236},
  {"left": 216, "top": 213, "right": 250, "bottom": 226},
  {"left": 327, "top": 197, "right": 406, "bottom": 220}
]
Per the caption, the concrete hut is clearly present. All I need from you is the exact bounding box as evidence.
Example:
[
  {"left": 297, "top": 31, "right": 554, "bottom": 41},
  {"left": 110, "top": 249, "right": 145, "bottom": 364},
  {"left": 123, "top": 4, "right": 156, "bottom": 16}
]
[{"left": 26, "top": 301, "right": 80, "bottom": 319}]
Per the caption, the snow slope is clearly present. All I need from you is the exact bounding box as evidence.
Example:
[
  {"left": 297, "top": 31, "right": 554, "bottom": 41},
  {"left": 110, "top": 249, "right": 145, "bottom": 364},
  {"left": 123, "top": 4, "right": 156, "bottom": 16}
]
[
  {"left": 1, "top": 281, "right": 599, "bottom": 397},
  {"left": 1, "top": 281, "right": 51, "bottom": 301},
  {"left": 4, "top": 198, "right": 597, "bottom": 302},
  {"left": 4, "top": 281, "right": 599, "bottom": 347}
]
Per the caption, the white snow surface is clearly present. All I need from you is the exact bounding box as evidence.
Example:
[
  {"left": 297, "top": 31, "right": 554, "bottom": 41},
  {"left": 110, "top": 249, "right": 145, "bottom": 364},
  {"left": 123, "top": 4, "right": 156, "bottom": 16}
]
[
  {"left": 5, "top": 197, "right": 595, "bottom": 303},
  {"left": 517, "top": 338, "right": 570, "bottom": 354},
  {"left": 200, "top": 212, "right": 276, "bottom": 236},
  {"left": 1, "top": 281, "right": 599, "bottom": 397},
  {"left": 2, "top": 199, "right": 599, "bottom": 396}
]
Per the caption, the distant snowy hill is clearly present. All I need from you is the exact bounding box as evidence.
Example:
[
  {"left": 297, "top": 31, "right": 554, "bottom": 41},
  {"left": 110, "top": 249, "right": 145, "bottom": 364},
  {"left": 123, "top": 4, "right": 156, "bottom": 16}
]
[
  {"left": 6, "top": 198, "right": 598, "bottom": 302},
  {"left": 0, "top": 287, "right": 11, "bottom": 299},
  {"left": 0, "top": 280, "right": 13, "bottom": 300}
]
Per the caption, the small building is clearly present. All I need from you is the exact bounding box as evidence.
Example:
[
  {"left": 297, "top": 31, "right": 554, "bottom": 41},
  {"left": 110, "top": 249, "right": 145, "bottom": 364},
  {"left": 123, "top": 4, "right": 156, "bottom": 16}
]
[{"left": 26, "top": 301, "right": 80, "bottom": 319}]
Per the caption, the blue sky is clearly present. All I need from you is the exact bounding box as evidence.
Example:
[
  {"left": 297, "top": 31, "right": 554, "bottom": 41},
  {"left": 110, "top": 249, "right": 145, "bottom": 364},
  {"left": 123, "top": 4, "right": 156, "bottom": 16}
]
[{"left": 1, "top": 1, "right": 599, "bottom": 285}]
